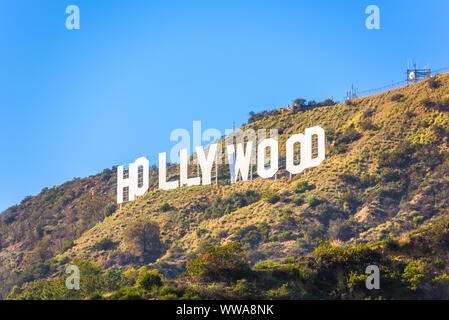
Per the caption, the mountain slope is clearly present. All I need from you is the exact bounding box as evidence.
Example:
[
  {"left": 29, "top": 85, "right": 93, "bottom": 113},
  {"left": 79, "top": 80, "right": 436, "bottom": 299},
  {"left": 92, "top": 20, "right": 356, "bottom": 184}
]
[
  {"left": 58, "top": 73, "right": 449, "bottom": 273},
  {"left": 2, "top": 73, "right": 449, "bottom": 298}
]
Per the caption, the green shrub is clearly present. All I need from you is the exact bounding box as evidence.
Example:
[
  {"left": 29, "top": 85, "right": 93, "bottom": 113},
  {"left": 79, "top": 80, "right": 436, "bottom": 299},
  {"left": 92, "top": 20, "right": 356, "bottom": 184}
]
[
  {"left": 402, "top": 259, "right": 427, "bottom": 291},
  {"left": 136, "top": 270, "right": 163, "bottom": 291},
  {"left": 360, "top": 173, "right": 377, "bottom": 187},
  {"left": 391, "top": 93, "right": 404, "bottom": 102},
  {"left": 428, "top": 78, "right": 441, "bottom": 89},
  {"left": 159, "top": 285, "right": 178, "bottom": 297},
  {"left": 436, "top": 98, "right": 449, "bottom": 112},
  {"left": 338, "top": 173, "right": 359, "bottom": 185},
  {"left": 279, "top": 213, "right": 296, "bottom": 229},
  {"left": 104, "top": 203, "right": 117, "bottom": 218},
  {"left": 160, "top": 293, "right": 178, "bottom": 300},
  {"left": 267, "top": 194, "right": 280, "bottom": 204},
  {"left": 62, "top": 240, "right": 75, "bottom": 252},
  {"left": 111, "top": 287, "right": 144, "bottom": 300},
  {"left": 413, "top": 216, "right": 424, "bottom": 224},
  {"left": 328, "top": 218, "right": 351, "bottom": 241},
  {"left": 294, "top": 181, "right": 313, "bottom": 193},
  {"left": 433, "top": 273, "right": 449, "bottom": 286},
  {"left": 204, "top": 191, "right": 260, "bottom": 219},
  {"left": 378, "top": 141, "right": 416, "bottom": 169},
  {"left": 308, "top": 197, "right": 323, "bottom": 208},
  {"left": 335, "top": 128, "right": 362, "bottom": 147},
  {"left": 236, "top": 223, "right": 270, "bottom": 246},
  {"left": 94, "top": 238, "right": 116, "bottom": 251},
  {"left": 359, "top": 119, "right": 378, "bottom": 131},
  {"left": 380, "top": 168, "right": 401, "bottom": 182},
  {"left": 421, "top": 98, "right": 436, "bottom": 109},
  {"left": 179, "top": 287, "right": 199, "bottom": 300},
  {"left": 103, "top": 269, "right": 123, "bottom": 292},
  {"left": 384, "top": 237, "right": 400, "bottom": 251},
  {"left": 254, "top": 260, "right": 280, "bottom": 269},
  {"left": 159, "top": 202, "right": 171, "bottom": 212},
  {"left": 339, "top": 191, "right": 361, "bottom": 212},
  {"left": 186, "top": 242, "right": 251, "bottom": 281},
  {"left": 231, "top": 279, "right": 256, "bottom": 298},
  {"left": 294, "top": 197, "right": 305, "bottom": 206},
  {"left": 362, "top": 107, "right": 376, "bottom": 118},
  {"left": 434, "top": 258, "right": 444, "bottom": 270},
  {"left": 284, "top": 257, "right": 295, "bottom": 264}
]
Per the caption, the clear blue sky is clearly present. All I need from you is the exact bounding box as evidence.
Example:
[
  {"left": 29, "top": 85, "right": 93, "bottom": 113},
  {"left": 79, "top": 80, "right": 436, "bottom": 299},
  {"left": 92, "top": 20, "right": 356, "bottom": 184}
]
[{"left": 1, "top": 0, "right": 448, "bottom": 212}]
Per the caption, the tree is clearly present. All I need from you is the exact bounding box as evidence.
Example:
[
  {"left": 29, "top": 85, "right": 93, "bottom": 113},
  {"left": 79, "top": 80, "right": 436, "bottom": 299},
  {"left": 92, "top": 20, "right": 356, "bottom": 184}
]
[
  {"left": 292, "top": 98, "right": 307, "bottom": 113},
  {"left": 293, "top": 98, "right": 306, "bottom": 108},
  {"left": 159, "top": 202, "right": 170, "bottom": 212},
  {"left": 124, "top": 218, "right": 161, "bottom": 256}
]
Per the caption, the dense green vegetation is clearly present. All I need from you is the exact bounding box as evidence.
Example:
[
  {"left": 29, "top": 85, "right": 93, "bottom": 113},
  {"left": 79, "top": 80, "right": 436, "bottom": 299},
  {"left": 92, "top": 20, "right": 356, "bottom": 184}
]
[{"left": 10, "top": 218, "right": 449, "bottom": 300}]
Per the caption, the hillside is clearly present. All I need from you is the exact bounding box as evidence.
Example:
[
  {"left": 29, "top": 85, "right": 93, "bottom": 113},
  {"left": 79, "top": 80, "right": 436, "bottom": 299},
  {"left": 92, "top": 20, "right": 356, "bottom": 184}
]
[{"left": 2, "top": 73, "right": 449, "bottom": 299}]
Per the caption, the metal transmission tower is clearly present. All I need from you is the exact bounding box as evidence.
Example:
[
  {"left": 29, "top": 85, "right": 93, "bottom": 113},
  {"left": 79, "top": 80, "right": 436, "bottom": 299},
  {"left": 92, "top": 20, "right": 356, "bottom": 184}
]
[
  {"left": 406, "top": 62, "right": 431, "bottom": 84},
  {"left": 346, "top": 84, "right": 358, "bottom": 102}
]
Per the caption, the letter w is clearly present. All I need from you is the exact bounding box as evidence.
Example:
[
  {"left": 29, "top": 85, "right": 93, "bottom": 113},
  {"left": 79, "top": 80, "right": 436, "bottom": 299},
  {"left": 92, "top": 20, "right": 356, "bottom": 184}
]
[{"left": 226, "top": 141, "right": 253, "bottom": 183}]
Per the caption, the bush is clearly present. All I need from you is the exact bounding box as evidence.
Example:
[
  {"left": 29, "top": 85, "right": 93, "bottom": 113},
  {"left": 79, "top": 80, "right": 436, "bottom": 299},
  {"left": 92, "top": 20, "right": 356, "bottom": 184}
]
[
  {"left": 94, "top": 238, "right": 116, "bottom": 251},
  {"left": 378, "top": 141, "right": 416, "bottom": 169},
  {"left": 62, "top": 240, "right": 75, "bottom": 252},
  {"left": 279, "top": 213, "right": 297, "bottom": 229},
  {"left": 384, "top": 238, "right": 400, "bottom": 251},
  {"left": 421, "top": 98, "right": 436, "bottom": 109},
  {"left": 294, "top": 197, "right": 305, "bottom": 206},
  {"left": 291, "top": 98, "right": 336, "bottom": 114},
  {"left": 413, "top": 216, "right": 424, "bottom": 224},
  {"left": 339, "top": 191, "right": 361, "bottom": 212},
  {"left": 402, "top": 259, "right": 427, "bottom": 291},
  {"left": 380, "top": 168, "right": 401, "bottom": 183},
  {"left": 434, "top": 258, "right": 444, "bottom": 270},
  {"left": 362, "top": 107, "right": 376, "bottom": 118},
  {"left": 186, "top": 242, "right": 251, "bottom": 281},
  {"left": 328, "top": 218, "right": 351, "bottom": 241},
  {"left": 204, "top": 191, "right": 260, "bottom": 219},
  {"left": 267, "top": 194, "right": 280, "bottom": 204},
  {"left": 308, "top": 197, "right": 323, "bottom": 208},
  {"left": 294, "top": 181, "right": 313, "bottom": 193},
  {"left": 248, "top": 110, "right": 269, "bottom": 124},
  {"left": 136, "top": 270, "right": 163, "bottom": 291},
  {"left": 359, "top": 119, "right": 378, "bottom": 131},
  {"left": 360, "top": 173, "right": 377, "bottom": 187},
  {"left": 335, "top": 128, "right": 362, "bottom": 146},
  {"left": 159, "top": 202, "right": 171, "bottom": 212},
  {"left": 236, "top": 223, "right": 269, "bottom": 247},
  {"left": 428, "top": 78, "right": 441, "bottom": 89},
  {"left": 338, "top": 173, "right": 359, "bottom": 185},
  {"left": 253, "top": 260, "right": 280, "bottom": 269},
  {"left": 104, "top": 203, "right": 117, "bottom": 218},
  {"left": 284, "top": 257, "right": 295, "bottom": 264},
  {"left": 110, "top": 287, "right": 144, "bottom": 300},
  {"left": 103, "top": 269, "right": 123, "bottom": 292},
  {"left": 159, "top": 285, "right": 182, "bottom": 300},
  {"left": 231, "top": 279, "right": 256, "bottom": 298},
  {"left": 391, "top": 94, "right": 404, "bottom": 102},
  {"left": 436, "top": 98, "right": 449, "bottom": 112}
]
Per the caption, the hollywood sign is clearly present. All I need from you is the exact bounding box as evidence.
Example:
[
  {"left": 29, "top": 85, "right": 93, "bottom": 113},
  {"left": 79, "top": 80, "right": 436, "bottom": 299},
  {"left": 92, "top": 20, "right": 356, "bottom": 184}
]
[{"left": 117, "top": 126, "right": 325, "bottom": 204}]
